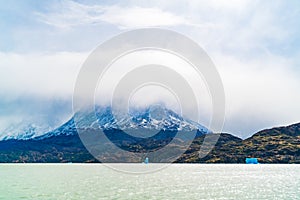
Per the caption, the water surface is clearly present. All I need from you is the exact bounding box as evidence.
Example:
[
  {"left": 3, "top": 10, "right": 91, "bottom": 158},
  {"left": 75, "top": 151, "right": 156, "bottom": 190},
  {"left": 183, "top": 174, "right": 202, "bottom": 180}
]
[{"left": 0, "top": 164, "right": 299, "bottom": 200}]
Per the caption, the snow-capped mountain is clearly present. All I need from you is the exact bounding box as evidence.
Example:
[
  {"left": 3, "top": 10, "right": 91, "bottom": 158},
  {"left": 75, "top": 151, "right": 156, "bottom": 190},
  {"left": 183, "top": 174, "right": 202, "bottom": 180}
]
[
  {"left": 39, "top": 105, "right": 209, "bottom": 139},
  {"left": 97, "top": 105, "right": 208, "bottom": 132},
  {"left": 0, "top": 121, "right": 53, "bottom": 141},
  {"left": 1, "top": 105, "right": 209, "bottom": 140}
]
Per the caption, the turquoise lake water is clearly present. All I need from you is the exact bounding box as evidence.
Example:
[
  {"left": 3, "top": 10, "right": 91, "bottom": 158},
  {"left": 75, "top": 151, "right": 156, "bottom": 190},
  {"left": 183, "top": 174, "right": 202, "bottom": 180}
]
[{"left": 0, "top": 164, "right": 299, "bottom": 200}]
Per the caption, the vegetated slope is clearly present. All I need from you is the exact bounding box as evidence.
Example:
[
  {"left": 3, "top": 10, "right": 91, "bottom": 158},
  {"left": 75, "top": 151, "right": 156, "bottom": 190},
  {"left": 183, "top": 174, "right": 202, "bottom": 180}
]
[
  {"left": 177, "top": 123, "right": 300, "bottom": 163},
  {"left": 0, "top": 112, "right": 299, "bottom": 163}
]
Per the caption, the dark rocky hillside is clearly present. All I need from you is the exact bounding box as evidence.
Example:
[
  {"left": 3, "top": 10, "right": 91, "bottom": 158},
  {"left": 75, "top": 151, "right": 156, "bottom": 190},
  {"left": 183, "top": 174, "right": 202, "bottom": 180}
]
[
  {"left": 0, "top": 123, "right": 299, "bottom": 163},
  {"left": 178, "top": 123, "right": 300, "bottom": 163}
]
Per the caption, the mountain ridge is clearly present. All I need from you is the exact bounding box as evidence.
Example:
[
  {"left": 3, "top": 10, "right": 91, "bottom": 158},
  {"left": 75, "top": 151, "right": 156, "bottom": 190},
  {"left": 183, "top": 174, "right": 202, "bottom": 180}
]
[
  {"left": 0, "top": 122, "right": 299, "bottom": 163},
  {"left": 0, "top": 106, "right": 299, "bottom": 163},
  {"left": 2, "top": 105, "right": 209, "bottom": 141}
]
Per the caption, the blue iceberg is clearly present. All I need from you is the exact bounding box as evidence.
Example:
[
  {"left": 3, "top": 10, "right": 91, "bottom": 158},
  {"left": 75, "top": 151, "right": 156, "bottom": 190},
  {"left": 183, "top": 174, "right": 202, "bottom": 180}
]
[
  {"left": 144, "top": 157, "right": 149, "bottom": 164},
  {"left": 245, "top": 158, "right": 259, "bottom": 164}
]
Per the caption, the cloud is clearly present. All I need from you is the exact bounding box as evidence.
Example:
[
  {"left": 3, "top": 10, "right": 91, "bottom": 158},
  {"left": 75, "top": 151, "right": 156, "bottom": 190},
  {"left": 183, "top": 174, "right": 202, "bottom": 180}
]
[
  {"left": 0, "top": 51, "right": 87, "bottom": 98},
  {"left": 36, "top": 1, "right": 193, "bottom": 29},
  {"left": 214, "top": 53, "right": 300, "bottom": 138},
  {"left": 181, "top": 0, "right": 294, "bottom": 58},
  {"left": 0, "top": 97, "right": 72, "bottom": 138},
  {"left": 1, "top": 49, "right": 299, "bottom": 138},
  {"left": 1, "top": 0, "right": 300, "bottom": 139},
  {"left": 0, "top": 52, "right": 86, "bottom": 137}
]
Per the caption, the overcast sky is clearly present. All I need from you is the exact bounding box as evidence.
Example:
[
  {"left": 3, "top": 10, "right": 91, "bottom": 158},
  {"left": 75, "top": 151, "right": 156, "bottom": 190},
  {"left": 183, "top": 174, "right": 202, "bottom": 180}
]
[{"left": 0, "top": 0, "right": 300, "bottom": 138}]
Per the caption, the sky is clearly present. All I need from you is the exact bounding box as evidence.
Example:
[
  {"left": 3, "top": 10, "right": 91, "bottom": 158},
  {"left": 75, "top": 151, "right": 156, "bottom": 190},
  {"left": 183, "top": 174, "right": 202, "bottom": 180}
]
[{"left": 0, "top": 0, "right": 300, "bottom": 138}]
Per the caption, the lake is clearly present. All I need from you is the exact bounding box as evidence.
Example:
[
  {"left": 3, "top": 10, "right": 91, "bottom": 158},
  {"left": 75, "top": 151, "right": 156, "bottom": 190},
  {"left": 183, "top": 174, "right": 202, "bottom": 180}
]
[{"left": 0, "top": 164, "right": 299, "bottom": 199}]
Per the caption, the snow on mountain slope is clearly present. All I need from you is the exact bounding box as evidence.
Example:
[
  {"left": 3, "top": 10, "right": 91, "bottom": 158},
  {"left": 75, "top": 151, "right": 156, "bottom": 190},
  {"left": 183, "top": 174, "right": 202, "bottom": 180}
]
[
  {"left": 0, "top": 121, "right": 53, "bottom": 140},
  {"left": 98, "top": 105, "right": 208, "bottom": 132},
  {"left": 1, "top": 105, "right": 210, "bottom": 140}
]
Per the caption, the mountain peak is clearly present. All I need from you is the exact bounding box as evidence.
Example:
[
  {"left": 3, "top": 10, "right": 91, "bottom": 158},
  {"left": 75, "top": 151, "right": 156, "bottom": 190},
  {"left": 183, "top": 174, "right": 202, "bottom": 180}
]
[{"left": 38, "top": 105, "right": 209, "bottom": 140}]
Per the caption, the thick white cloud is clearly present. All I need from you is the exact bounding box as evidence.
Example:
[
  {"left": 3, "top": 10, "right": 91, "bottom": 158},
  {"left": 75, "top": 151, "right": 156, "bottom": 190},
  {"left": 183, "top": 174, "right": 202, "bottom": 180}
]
[
  {"left": 0, "top": 52, "right": 86, "bottom": 98},
  {"left": 1, "top": 49, "right": 299, "bottom": 138},
  {"left": 1, "top": 0, "right": 300, "bottom": 138},
  {"left": 214, "top": 53, "right": 300, "bottom": 138},
  {"left": 0, "top": 52, "right": 87, "bottom": 136}
]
